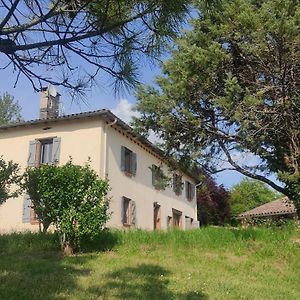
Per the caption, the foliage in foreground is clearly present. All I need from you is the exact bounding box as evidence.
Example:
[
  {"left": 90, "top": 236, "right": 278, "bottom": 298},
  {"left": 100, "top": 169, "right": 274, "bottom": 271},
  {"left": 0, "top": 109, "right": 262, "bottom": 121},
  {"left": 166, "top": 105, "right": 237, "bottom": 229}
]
[
  {"left": 0, "top": 226, "right": 299, "bottom": 299},
  {"left": 230, "top": 178, "right": 281, "bottom": 216},
  {"left": 134, "top": 0, "right": 300, "bottom": 216},
  {"left": 24, "top": 160, "right": 110, "bottom": 253},
  {"left": 0, "top": 156, "right": 21, "bottom": 205}
]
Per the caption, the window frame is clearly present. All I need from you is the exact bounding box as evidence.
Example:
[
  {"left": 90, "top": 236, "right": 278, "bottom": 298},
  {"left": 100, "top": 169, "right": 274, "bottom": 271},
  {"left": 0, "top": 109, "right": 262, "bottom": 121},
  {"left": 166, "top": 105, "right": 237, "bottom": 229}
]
[
  {"left": 122, "top": 197, "right": 132, "bottom": 226},
  {"left": 185, "top": 181, "right": 195, "bottom": 202},
  {"left": 121, "top": 146, "right": 137, "bottom": 177}
]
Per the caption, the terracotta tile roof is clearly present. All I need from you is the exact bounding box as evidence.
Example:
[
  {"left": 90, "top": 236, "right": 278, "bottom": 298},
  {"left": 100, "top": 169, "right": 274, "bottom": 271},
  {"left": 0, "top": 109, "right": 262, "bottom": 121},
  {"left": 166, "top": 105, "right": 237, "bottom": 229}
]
[{"left": 239, "top": 197, "right": 297, "bottom": 218}]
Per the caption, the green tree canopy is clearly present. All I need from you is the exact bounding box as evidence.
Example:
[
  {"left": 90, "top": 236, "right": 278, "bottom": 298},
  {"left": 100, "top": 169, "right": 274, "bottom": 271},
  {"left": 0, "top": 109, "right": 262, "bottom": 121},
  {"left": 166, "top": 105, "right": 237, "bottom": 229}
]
[
  {"left": 230, "top": 178, "right": 280, "bottom": 216},
  {"left": 24, "top": 160, "right": 110, "bottom": 254},
  {"left": 134, "top": 0, "right": 300, "bottom": 215},
  {"left": 0, "top": 156, "right": 21, "bottom": 205},
  {"left": 0, "top": 0, "right": 190, "bottom": 95},
  {"left": 0, "top": 93, "right": 22, "bottom": 125}
]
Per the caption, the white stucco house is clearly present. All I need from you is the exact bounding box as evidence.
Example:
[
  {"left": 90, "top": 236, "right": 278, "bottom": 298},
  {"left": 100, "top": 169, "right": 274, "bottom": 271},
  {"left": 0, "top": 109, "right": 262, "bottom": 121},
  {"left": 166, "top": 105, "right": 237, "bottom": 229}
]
[{"left": 0, "top": 88, "right": 198, "bottom": 232}]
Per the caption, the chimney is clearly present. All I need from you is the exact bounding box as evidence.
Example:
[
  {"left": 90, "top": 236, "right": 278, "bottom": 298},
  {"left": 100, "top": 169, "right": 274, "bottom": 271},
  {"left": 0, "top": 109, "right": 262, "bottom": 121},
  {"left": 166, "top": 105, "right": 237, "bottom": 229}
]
[{"left": 39, "top": 85, "right": 60, "bottom": 119}]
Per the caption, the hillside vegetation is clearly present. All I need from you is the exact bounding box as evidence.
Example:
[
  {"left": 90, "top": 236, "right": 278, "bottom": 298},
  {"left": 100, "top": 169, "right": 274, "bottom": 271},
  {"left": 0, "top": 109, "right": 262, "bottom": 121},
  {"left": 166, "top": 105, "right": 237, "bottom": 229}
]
[{"left": 0, "top": 226, "right": 299, "bottom": 300}]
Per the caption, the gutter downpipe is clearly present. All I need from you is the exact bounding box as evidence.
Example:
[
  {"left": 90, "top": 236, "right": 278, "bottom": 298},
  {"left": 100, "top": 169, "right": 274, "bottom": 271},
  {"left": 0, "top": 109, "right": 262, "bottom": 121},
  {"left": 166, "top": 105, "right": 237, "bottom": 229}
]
[{"left": 102, "top": 118, "right": 117, "bottom": 178}]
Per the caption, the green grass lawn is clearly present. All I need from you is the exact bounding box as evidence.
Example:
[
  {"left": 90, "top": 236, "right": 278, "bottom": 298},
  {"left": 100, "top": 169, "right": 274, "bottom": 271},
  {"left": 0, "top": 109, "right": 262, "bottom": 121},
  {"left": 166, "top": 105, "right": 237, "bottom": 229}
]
[{"left": 0, "top": 226, "right": 299, "bottom": 300}]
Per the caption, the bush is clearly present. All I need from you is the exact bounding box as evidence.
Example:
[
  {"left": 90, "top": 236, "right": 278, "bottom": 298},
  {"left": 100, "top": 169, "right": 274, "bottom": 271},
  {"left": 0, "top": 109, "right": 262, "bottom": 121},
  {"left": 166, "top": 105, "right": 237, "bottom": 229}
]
[{"left": 24, "top": 160, "right": 110, "bottom": 254}]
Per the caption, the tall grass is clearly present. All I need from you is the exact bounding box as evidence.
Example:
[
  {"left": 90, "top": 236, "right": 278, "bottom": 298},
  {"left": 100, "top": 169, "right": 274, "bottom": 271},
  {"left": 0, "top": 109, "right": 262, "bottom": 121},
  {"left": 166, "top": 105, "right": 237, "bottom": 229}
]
[
  {"left": 0, "top": 225, "right": 299, "bottom": 300},
  {"left": 0, "top": 224, "right": 297, "bottom": 255}
]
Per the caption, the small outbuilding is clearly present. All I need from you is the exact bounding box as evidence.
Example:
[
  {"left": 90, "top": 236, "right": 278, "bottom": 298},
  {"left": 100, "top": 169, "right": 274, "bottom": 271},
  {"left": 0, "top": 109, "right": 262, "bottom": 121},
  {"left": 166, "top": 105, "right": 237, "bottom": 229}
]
[{"left": 238, "top": 197, "right": 297, "bottom": 226}]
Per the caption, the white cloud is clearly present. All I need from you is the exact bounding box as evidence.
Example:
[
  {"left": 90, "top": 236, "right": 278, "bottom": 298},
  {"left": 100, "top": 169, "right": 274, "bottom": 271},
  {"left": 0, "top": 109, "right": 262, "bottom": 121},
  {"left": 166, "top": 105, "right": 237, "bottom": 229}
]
[
  {"left": 111, "top": 98, "right": 140, "bottom": 124},
  {"left": 111, "top": 99, "right": 163, "bottom": 145}
]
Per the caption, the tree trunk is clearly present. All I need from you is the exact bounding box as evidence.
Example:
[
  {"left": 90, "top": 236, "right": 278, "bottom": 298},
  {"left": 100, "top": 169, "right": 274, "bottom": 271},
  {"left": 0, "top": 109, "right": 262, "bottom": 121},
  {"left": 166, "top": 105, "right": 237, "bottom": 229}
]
[{"left": 60, "top": 233, "right": 75, "bottom": 255}]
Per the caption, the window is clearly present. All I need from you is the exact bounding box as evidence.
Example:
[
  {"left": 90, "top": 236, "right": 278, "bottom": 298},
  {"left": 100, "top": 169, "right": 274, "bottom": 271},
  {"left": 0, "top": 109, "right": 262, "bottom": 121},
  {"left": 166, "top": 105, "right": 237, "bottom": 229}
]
[
  {"left": 23, "top": 137, "right": 61, "bottom": 224},
  {"left": 122, "top": 197, "right": 137, "bottom": 226},
  {"left": 40, "top": 139, "right": 53, "bottom": 165},
  {"left": 185, "top": 216, "right": 193, "bottom": 230},
  {"left": 27, "top": 137, "right": 61, "bottom": 167},
  {"left": 121, "top": 146, "right": 137, "bottom": 176},
  {"left": 172, "top": 209, "right": 182, "bottom": 228},
  {"left": 167, "top": 216, "right": 172, "bottom": 229},
  {"left": 151, "top": 164, "right": 170, "bottom": 190},
  {"left": 173, "top": 173, "right": 183, "bottom": 195},
  {"left": 185, "top": 181, "right": 195, "bottom": 201}
]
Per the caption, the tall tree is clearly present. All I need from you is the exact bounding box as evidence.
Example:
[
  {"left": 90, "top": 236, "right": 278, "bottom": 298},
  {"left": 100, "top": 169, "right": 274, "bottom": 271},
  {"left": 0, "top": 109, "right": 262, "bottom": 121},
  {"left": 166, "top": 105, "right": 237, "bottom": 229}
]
[
  {"left": 0, "top": 92, "right": 22, "bottom": 125},
  {"left": 134, "top": 0, "right": 300, "bottom": 215},
  {"left": 0, "top": 0, "right": 189, "bottom": 95},
  {"left": 230, "top": 178, "right": 280, "bottom": 216}
]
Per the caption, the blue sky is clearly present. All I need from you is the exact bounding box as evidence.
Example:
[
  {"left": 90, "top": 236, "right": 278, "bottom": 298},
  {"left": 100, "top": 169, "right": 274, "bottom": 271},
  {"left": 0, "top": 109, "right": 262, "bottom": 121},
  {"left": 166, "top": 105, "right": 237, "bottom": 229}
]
[{"left": 0, "top": 54, "right": 247, "bottom": 189}]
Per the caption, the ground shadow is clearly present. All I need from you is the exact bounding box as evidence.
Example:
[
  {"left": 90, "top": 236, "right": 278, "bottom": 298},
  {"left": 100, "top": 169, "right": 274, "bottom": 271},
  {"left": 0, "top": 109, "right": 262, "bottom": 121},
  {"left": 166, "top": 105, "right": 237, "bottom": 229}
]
[
  {"left": 89, "top": 264, "right": 209, "bottom": 300},
  {"left": 0, "top": 239, "right": 92, "bottom": 300}
]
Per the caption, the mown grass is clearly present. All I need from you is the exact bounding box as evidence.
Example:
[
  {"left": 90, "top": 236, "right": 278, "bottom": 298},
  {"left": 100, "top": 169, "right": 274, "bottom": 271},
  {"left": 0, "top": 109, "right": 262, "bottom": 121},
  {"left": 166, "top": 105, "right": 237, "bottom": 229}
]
[{"left": 0, "top": 225, "right": 299, "bottom": 300}]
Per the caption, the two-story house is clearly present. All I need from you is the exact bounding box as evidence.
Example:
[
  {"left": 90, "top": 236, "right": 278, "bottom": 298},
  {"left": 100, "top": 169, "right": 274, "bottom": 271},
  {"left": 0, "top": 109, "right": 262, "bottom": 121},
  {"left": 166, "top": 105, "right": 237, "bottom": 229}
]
[{"left": 0, "top": 88, "right": 198, "bottom": 232}]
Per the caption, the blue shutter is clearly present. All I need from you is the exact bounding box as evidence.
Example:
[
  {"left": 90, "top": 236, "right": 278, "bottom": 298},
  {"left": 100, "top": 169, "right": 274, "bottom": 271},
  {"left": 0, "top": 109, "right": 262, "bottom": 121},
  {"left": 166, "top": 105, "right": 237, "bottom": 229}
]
[
  {"left": 131, "top": 152, "right": 137, "bottom": 175},
  {"left": 121, "top": 146, "right": 125, "bottom": 171},
  {"left": 52, "top": 137, "right": 61, "bottom": 164},
  {"left": 22, "top": 194, "right": 31, "bottom": 223},
  {"left": 27, "top": 140, "right": 37, "bottom": 167},
  {"left": 131, "top": 201, "right": 137, "bottom": 226}
]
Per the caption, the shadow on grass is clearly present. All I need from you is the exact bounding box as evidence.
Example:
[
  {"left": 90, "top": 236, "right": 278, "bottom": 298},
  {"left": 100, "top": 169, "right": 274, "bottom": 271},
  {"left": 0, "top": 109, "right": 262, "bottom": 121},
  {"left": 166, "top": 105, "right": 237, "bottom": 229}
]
[
  {"left": 0, "top": 232, "right": 94, "bottom": 300},
  {"left": 89, "top": 264, "right": 209, "bottom": 300}
]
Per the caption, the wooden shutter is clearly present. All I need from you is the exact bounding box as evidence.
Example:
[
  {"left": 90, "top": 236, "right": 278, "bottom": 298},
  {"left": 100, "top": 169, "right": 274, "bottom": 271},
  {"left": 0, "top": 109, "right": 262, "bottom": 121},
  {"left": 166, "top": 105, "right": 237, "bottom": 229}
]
[
  {"left": 191, "top": 184, "right": 196, "bottom": 200},
  {"left": 131, "top": 200, "right": 137, "bottom": 226},
  {"left": 121, "top": 197, "right": 125, "bottom": 224},
  {"left": 52, "top": 137, "right": 61, "bottom": 164},
  {"left": 185, "top": 181, "right": 189, "bottom": 198},
  {"left": 121, "top": 146, "right": 126, "bottom": 171},
  {"left": 27, "top": 140, "right": 37, "bottom": 167},
  {"left": 131, "top": 152, "right": 137, "bottom": 175},
  {"left": 22, "top": 194, "right": 31, "bottom": 223}
]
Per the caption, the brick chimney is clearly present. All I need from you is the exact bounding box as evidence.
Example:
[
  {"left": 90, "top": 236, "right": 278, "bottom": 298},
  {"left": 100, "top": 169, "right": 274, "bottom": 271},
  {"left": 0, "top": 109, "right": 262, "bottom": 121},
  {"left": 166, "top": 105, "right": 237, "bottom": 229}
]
[{"left": 39, "top": 85, "right": 60, "bottom": 119}]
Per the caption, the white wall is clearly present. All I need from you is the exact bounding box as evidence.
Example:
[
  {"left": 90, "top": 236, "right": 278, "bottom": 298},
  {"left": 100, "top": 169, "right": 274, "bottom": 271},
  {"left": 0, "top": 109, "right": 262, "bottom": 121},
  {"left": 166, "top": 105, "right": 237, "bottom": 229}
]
[
  {"left": 105, "top": 125, "right": 197, "bottom": 230},
  {"left": 0, "top": 119, "right": 103, "bottom": 232}
]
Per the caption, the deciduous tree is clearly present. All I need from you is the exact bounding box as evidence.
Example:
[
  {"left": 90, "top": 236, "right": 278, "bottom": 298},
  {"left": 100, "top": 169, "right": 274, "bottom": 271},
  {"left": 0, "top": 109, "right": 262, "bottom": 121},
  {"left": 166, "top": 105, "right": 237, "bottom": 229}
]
[
  {"left": 230, "top": 178, "right": 280, "bottom": 216},
  {"left": 197, "top": 172, "right": 230, "bottom": 225},
  {"left": 0, "top": 156, "right": 21, "bottom": 204},
  {"left": 24, "top": 160, "right": 110, "bottom": 254},
  {"left": 0, "top": 92, "right": 22, "bottom": 125}
]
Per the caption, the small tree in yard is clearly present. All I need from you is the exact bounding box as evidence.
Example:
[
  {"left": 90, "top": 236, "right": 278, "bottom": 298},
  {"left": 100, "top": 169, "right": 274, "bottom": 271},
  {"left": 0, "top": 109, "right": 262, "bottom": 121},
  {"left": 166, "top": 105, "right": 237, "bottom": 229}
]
[
  {"left": 24, "top": 160, "right": 110, "bottom": 254},
  {"left": 197, "top": 173, "right": 230, "bottom": 226},
  {"left": 0, "top": 156, "right": 21, "bottom": 205}
]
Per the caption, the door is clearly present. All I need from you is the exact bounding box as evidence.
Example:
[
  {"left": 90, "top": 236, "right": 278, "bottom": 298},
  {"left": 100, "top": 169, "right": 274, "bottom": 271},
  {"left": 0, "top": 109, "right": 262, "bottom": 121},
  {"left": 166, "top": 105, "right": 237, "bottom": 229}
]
[{"left": 154, "top": 203, "right": 161, "bottom": 230}]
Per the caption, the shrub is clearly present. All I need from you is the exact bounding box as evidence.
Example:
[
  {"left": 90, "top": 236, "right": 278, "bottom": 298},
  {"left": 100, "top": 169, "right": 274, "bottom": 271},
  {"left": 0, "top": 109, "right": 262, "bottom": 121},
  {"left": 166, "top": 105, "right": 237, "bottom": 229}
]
[{"left": 24, "top": 160, "right": 110, "bottom": 254}]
